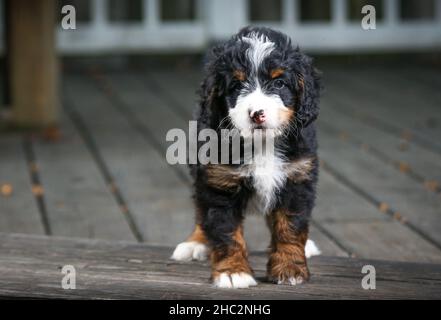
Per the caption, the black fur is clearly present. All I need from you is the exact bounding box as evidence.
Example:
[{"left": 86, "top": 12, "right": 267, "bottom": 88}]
[{"left": 192, "top": 26, "right": 322, "bottom": 255}]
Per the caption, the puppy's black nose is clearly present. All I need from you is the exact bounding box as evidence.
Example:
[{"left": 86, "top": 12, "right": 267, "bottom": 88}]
[{"left": 250, "top": 109, "right": 266, "bottom": 124}]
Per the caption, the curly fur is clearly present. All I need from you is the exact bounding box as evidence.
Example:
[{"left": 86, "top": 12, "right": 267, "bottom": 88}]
[{"left": 179, "top": 26, "right": 322, "bottom": 287}]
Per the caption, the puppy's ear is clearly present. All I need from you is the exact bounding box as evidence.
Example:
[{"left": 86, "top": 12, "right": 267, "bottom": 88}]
[
  {"left": 292, "top": 52, "right": 322, "bottom": 128},
  {"left": 200, "top": 44, "right": 226, "bottom": 109}
]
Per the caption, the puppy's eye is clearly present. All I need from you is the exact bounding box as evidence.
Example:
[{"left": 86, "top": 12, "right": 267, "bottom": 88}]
[{"left": 273, "top": 79, "right": 285, "bottom": 89}]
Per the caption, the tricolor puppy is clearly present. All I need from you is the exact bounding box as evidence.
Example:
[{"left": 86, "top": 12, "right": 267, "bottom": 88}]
[{"left": 172, "top": 27, "right": 322, "bottom": 288}]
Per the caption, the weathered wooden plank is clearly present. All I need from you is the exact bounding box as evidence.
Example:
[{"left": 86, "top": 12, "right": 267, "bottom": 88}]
[
  {"left": 315, "top": 169, "right": 387, "bottom": 223},
  {"left": 318, "top": 129, "right": 441, "bottom": 249},
  {"left": 64, "top": 74, "right": 194, "bottom": 246},
  {"left": 318, "top": 100, "right": 441, "bottom": 188},
  {"left": 101, "top": 72, "right": 192, "bottom": 183},
  {"left": 324, "top": 221, "right": 441, "bottom": 263},
  {"left": 324, "top": 67, "right": 441, "bottom": 154},
  {"left": 32, "top": 113, "right": 136, "bottom": 241},
  {"left": 0, "top": 135, "right": 44, "bottom": 234},
  {"left": 325, "top": 66, "right": 441, "bottom": 119},
  {"left": 0, "top": 233, "right": 439, "bottom": 299}
]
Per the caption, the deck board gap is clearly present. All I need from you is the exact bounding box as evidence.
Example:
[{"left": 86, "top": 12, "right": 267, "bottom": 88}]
[
  {"left": 22, "top": 136, "right": 52, "bottom": 235},
  {"left": 63, "top": 98, "right": 144, "bottom": 243}
]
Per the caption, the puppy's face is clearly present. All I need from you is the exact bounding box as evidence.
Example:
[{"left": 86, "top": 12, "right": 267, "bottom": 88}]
[{"left": 222, "top": 34, "right": 301, "bottom": 138}]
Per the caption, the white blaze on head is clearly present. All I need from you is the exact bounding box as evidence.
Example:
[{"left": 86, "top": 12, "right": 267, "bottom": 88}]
[
  {"left": 229, "top": 33, "right": 289, "bottom": 137},
  {"left": 242, "top": 33, "right": 275, "bottom": 73}
]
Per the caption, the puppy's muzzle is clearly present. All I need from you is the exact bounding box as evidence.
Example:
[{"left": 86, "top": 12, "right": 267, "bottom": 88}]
[{"left": 250, "top": 109, "right": 266, "bottom": 125}]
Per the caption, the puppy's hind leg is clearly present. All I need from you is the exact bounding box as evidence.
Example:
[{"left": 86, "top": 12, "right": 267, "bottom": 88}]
[{"left": 171, "top": 224, "right": 209, "bottom": 261}]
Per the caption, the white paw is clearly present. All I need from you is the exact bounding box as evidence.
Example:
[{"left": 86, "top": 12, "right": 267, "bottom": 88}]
[
  {"left": 214, "top": 272, "right": 258, "bottom": 289},
  {"left": 171, "top": 241, "right": 208, "bottom": 261},
  {"left": 278, "top": 276, "right": 304, "bottom": 286},
  {"left": 305, "top": 239, "right": 321, "bottom": 258}
]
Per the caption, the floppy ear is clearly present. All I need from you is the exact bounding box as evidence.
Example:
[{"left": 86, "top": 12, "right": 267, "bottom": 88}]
[
  {"left": 292, "top": 52, "right": 322, "bottom": 128},
  {"left": 196, "top": 44, "right": 227, "bottom": 128}
]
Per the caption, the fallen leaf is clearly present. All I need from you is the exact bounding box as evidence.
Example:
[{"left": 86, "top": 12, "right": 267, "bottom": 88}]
[{"left": 1, "top": 184, "right": 13, "bottom": 197}]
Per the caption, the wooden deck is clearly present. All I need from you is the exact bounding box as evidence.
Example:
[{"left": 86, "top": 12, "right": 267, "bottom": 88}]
[
  {"left": 1, "top": 232, "right": 440, "bottom": 299},
  {"left": 1, "top": 62, "right": 441, "bottom": 298}
]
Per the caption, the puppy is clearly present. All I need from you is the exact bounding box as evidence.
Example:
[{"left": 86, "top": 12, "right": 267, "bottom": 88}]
[{"left": 172, "top": 26, "right": 322, "bottom": 288}]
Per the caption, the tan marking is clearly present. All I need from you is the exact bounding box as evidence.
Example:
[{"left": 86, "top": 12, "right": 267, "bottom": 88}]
[
  {"left": 233, "top": 70, "right": 246, "bottom": 82},
  {"left": 285, "top": 157, "right": 315, "bottom": 183},
  {"left": 270, "top": 68, "right": 284, "bottom": 79},
  {"left": 205, "top": 165, "right": 243, "bottom": 190},
  {"left": 278, "top": 107, "right": 295, "bottom": 125},
  {"left": 211, "top": 225, "right": 252, "bottom": 279},
  {"left": 266, "top": 209, "right": 309, "bottom": 283},
  {"left": 187, "top": 224, "right": 208, "bottom": 244}
]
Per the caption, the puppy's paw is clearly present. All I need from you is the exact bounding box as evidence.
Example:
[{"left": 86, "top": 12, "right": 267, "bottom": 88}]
[
  {"left": 171, "top": 241, "right": 208, "bottom": 261},
  {"left": 271, "top": 265, "right": 309, "bottom": 286},
  {"left": 305, "top": 239, "right": 321, "bottom": 258},
  {"left": 278, "top": 276, "right": 305, "bottom": 286},
  {"left": 213, "top": 272, "right": 258, "bottom": 289},
  {"left": 268, "top": 255, "right": 310, "bottom": 286}
]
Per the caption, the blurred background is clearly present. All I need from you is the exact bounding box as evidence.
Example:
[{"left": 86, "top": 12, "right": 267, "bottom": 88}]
[{"left": 0, "top": 0, "right": 440, "bottom": 264}]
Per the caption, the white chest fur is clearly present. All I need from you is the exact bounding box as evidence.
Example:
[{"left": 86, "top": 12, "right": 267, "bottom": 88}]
[{"left": 244, "top": 152, "right": 288, "bottom": 215}]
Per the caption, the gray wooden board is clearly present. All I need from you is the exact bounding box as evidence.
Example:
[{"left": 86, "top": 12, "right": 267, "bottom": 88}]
[
  {"left": 324, "top": 221, "right": 441, "bottom": 263},
  {"left": 339, "top": 66, "right": 441, "bottom": 116},
  {"left": 0, "top": 233, "right": 440, "bottom": 299},
  {"left": 324, "top": 66, "right": 441, "bottom": 118},
  {"left": 318, "top": 98, "right": 441, "bottom": 185},
  {"left": 103, "top": 73, "right": 193, "bottom": 183},
  {"left": 143, "top": 70, "right": 441, "bottom": 262},
  {"left": 0, "top": 135, "right": 44, "bottom": 234},
  {"left": 318, "top": 129, "right": 441, "bottom": 249},
  {"left": 374, "top": 66, "right": 441, "bottom": 141},
  {"left": 64, "top": 74, "right": 194, "bottom": 246},
  {"left": 106, "top": 72, "right": 347, "bottom": 255},
  {"left": 324, "top": 67, "right": 441, "bottom": 149},
  {"left": 400, "top": 66, "right": 441, "bottom": 94},
  {"left": 33, "top": 113, "right": 136, "bottom": 241},
  {"left": 315, "top": 169, "right": 389, "bottom": 223}
]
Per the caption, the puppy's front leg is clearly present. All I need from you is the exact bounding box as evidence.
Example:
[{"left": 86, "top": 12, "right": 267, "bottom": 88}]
[
  {"left": 267, "top": 209, "right": 310, "bottom": 285},
  {"left": 203, "top": 208, "right": 257, "bottom": 289}
]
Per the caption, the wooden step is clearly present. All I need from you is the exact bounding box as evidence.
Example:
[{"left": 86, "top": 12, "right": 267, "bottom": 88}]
[{"left": 0, "top": 233, "right": 440, "bottom": 299}]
